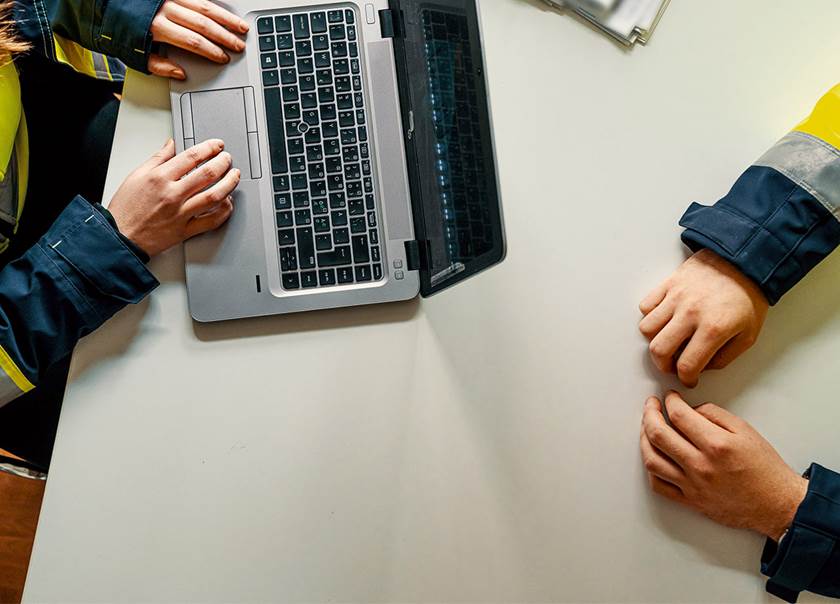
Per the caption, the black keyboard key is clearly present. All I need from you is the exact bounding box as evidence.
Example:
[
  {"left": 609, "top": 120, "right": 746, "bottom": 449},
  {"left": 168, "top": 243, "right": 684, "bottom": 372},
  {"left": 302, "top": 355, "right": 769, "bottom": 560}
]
[
  {"left": 281, "top": 67, "right": 296, "bottom": 84},
  {"left": 337, "top": 267, "right": 354, "bottom": 284},
  {"left": 364, "top": 177, "right": 373, "bottom": 193},
  {"left": 301, "top": 93, "right": 318, "bottom": 109},
  {"left": 280, "top": 247, "right": 298, "bottom": 271},
  {"left": 293, "top": 191, "right": 309, "bottom": 207},
  {"left": 310, "top": 180, "right": 326, "bottom": 197},
  {"left": 300, "top": 75, "right": 316, "bottom": 92},
  {"left": 303, "top": 109, "right": 319, "bottom": 125},
  {"left": 307, "top": 144, "right": 324, "bottom": 162},
  {"left": 274, "top": 175, "right": 290, "bottom": 191},
  {"left": 295, "top": 40, "right": 312, "bottom": 56},
  {"left": 301, "top": 271, "right": 318, "bottom": 288},
  {"left": 284, "top": 100, "right": 301, "bottom": 118},
  {"left": 275, "top": 15, "right": 292, "bottom": 32},
  {"left": 360, "top": 143, "right": 369, "bottom": 158},
  {"left": 314, "top": 216, "right": 330, "bottom": 233},
  {"left": 339, "top": 110, "right": 355, "bottom": 127},
  {"left": 318, "top": 87, "right": 335, "bottom": 104},
  {"left": 259, "top": 35, "right": 276, "bottom": 51},
  {"left": 279, "top": 51, "right": 295, "bottom": 67},
  {"left": 321, "top": 104, "right": 337, "bottom": 121},
  {"left": 262, "top": 70, "right": 279, "bottom": 86},
  {"left": 326, "top": 157, "right": 342, "bottom": 174},
  {"left": 282, "top": 273, "right": 300, "bottom": 289},
  {"left": 315, "top": 51, "right": 331, "bottom": 68},
  {"left": 323, "top": 120, "right": 339, "bottom": 138},
  {"left": 345, "top": 9, "right": 355, "bottom": 23},
  {"left": 319, "top": 269, "right": 337, "bottom": 286},
  {"left": 297, "top": 57, "right": 314, "bottom": 74},
  {"left": 373, "top": 263, "right": 383, "bottom": 280},
  {"left": 277, "top": 33, "right": 293, "bottom": 50},
  {"left": 337, "top": 93, "right": 353, "bottom": 109},
  {"left": 293, "top": 13, "right": 310, "bottom": 38},
  {"left": 345, "top": 164, "right": 361, "bottom": 180},
  {"left": 351, "top": 217, "right": 366, "bottom": 234},
  {"left": 347, "top": 26, "right": 357, "bottom": 41},
  {"left": 335, "top": 76, "right": 351, "bottom": 92},
  {"left": 257, "top": 17, "right": 274, "bottom": 34},
  {"left": 316, "top": 234, "right": 332, "bottom": 250},
  {"left": 297, "top": 228, "right": 315, "bottom": 268},
  {"left": 313, "top": 34, "right": 329, "bottom": 51},
  {"left": 370, "top": 229, "right": 379, "bottom": 244},
  {"left": 329, "top": 192, "right": 345, "bottom": 208},
  {"left": 282, "top": 85, "right": 299, "bottom": 102},
  {"left": 294, "top": 209, "right": 311, "bottom": 226},
  {"left": 342, "top": 146, "right": 359, "bottom": 162},
  {"left": 276, "top": 211, "right": 293, "bottom": 228},
  {"left": 264, "top": 88, "right": 288, "bottom": 174},
  {"left": 328, "top": 10, "right": 343, "bottom": 23},
  {"left": 292, "top": 174, "right": 308, "bottom": 190},
  {"left": 329, "top": 24, "right": 346, "bottom": 40},
  {"left": 289, "top": 155, "right": 306, "bottom": 172},
  {"left": 316, "top": 69, "right": 332, "bottom": 86},
  {"left": 352, "top": 234, "right": 370, "bottom": 262},
  {"left": 340, "top": 128, "right": 357, "bottom": 145},
  {"left": 275, "top": 193, "right": 292, "bottom": 209},
  {"left": 354, "top": 91, "right": 364, "bottom": 105},
  {"left": 367, "top": 212, "right": 377, "bottom": 227},
  {"left": 308, "top": 163, "right": 325, "bottom": 180},
  {"left": 351, "top": 61, "right": 360, "bottom": 78},
  {"left": 261, "top": 53, "right": 278, "bottom": 69},
  {"left": 331, "top": 42, "right": 348, "bottom": 58},
  {"left": 349, "top": 43, "right": 359, "bottom": 59},
  {"left": 312, "top": 199, "right": 329, "bottom": 215},
  {"left": 278, "top": 229, "right": 295, "bottom": 246},
  {"left": 358, "top": 126, "right": 368, "bottom": 142},
  {"left": 332, "top": 210, "right": 348, "bottom": 226},
  {"left": 347, "top": 181, "right": 363, "bottom": 198},
  {"left": 311, "top": 11, "right": 328, "bottom": 33},
  {"left": 324, "top": 140, "right": 340, "bottom": 156},
  {"left": 365, "top": 194, "right": 375, "bottom": 210},
  {"left": 355, "top": 265, "right": 371, "bottom": 282},
  {"left": 334, "top": 59, "right": 350, "bottom": 75},
  {"left": 371, "top": 246, "right": 381, "bottom": 262},
  {"left": 328, "top": 174, "right": 344, "bottom": 191},
  {"left": 305, "top": 126, "right": 321, "bottom": 143},
  {"left": 288, "top": 137, "right": 304, "bottom": 155},
  {"left": 318, "top": 246, "right": 351, "bottom": 267},
  {"left": 334, "top": 228, "right": 350, "bottom": 244},
  {"left": 349, "top": 198, "right": 364, "bottom": 215}
]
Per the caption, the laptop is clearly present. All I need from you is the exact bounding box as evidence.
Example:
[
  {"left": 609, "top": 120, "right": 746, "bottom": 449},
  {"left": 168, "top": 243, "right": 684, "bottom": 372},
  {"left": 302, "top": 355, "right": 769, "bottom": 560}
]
[{"left": 170, "top": 0, "right": 506, "bottom": 322}]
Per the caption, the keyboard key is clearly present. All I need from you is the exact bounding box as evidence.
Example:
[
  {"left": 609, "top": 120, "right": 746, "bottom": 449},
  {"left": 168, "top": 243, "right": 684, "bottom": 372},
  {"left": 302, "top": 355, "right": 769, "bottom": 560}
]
[
  {"left": 326, "top": 227, "right": 347, "bottom": 247},
  {"left": 335, "top": 76, "right": 351, "bottom": 93},
  {"left": 297, "top": 228, "right": 316, "bottom": 268},
  {"left": 277, "top": 33, "right": 293, "bottom": 50},
  {"left": 340, "top": 128, "right": 357, "bottom": 145},
  {"left": 259, "top": 35, "right": 276, "bottom": 51},
  {"left": 316, "top": 234, "right": 332, "bottom": 250},
  {"left": 273, "top": 175, "right": 290, "bottom": 191},
  {"left": 293, "top": 13, "right": 310, "bottom": 38},
  {"left": 310, "top": 180, "right": 327, "bottom": 197},
  {"left": 308, "top": 163, "right": 325, "bottom": 180},
  {"left": 314, "top": 216, "right": 330, "bottom": 233},
  {"left": 328, "top": 10, "right": 343, "bottom": 23},
  {"left": 354, "top": 91, "right": 363, "bottom": 105},
  {"left": 349, "top": 198, "right": 364, "bottom": 215},
  {"left": 305, "top": 126, "right": 321, "bottom": 143},
  {"left": 337, "top": 267, "right": 354, "bottom": 284},
  {"left": 261, "top": 53, "right": 278, "bottom": 69},
  {"left": 347, "top": 26, "right": 357, "bottom": 41},
  {"left": 352, "top": 235, "right": 370, "bottom": 262},
  {"left": 292, "top": 174, "right": 308, "bottom": 190},
  {"left": 301, "top": 271, "right": 318, "bottom": 288},
  {"left": 329, "top": 24, "right": 346, "bottom": 40},
  {"left": 280, "top": 247, "right": 298, "bottom": 271},
  {"left": 311, "top": 11, "right": 328, "bottom": 33},
  {"left": 294, "top": 209, "right": 311, "bottom": 226},
  {"left": 351, "top": 217, "right": 366, "bottom": 234},
  {"left": 332, "top": 210, "right": 348, "bottom": 226},
  {"left": 264, "top": 88, "right": 288, "bottom": 174},
  {"left": 337, "top": 93, "right": 353, "bottom": 109},
  {"left": 371, "top": 246, "right": 381, "bottom": 262},
  {"left": 299, "top": 75, "right": 316, "bottom": 92},
  {"left": 347, "top": 181, "right": 362, "bottom": 198},
  {"left": 321, "top": 104, "right": 337, "bottom": 121},
  {"left": 314, "top": 51, "right": 331, "bottom": 68},
  {"left": 329, "top": 192, "right": 345, "bottom": 208},
  {"left": 279, "top": 51, "right": 295, "bottom": 67},
  {"left": 276, "top": 211, "right": 293, "bottom": 228},
  {"left": 358, "top": 126, "right": 368, "bottom": 142},
  {"left": 323, "top": 120, "right": 339, "bottom": 138},
  {"left": 370, "top": 229, "right": 379, "bottom": 244},
  {"left": 361, "top": 159, "right": 371, "bottom": 174},
  {"left": 312, "top": 199, "right": 329, "bottom": 215},
  {"left": 365, "top": 194, "right": 375, "bottom": 210},
  {"left": 275, "top": 15, "right": 292, "bottom": 32},
  {"left": 319, "top": 87, "right": 335, "bottom": 104},
  {"left": 373, "top": 263, "right": 383, "bottom": 280},
  {"left": 360, "top": 143, "right": 369, "bottom": 158},
  {"left": 342, "top": 145, "right": 359, "bottom": 162},
  {"left": 303, "top": 109, "right": 319, "bottom": 125},
  {"left": 301, "top": 93, "right": 318, "bottom": 109},
  {"left": 293, "top": 191, "right": 309, "bottom": 207},
  {"left": 313, "top": 34, "right": 329, "bottom": 51},
  {"left": 319, "top": 269, "right": 337, "bottom": 286},
  {"left": 355, "top": 265, "right": 371, "bottom": 282},
  {"left": 324, "top": 140, "right": 340, "bottom": 156},
  {"left": 334, "top": 59, "right": 350, "bottom": 75},
  {"left": 257, "top": 17, "right": 274, "bottom": 34},
  {"left": 367, "top": 212, "right": 377, "bottom": 227},
  {"left": 281, "top": 67, "right": 296, "bottom": 84},
  {"left": 283, "top": 102, "right": 300, "bottom": 119},
  {"left": 363, "top": 177, "right": 373, "bottom": 193},
  {"left": 339, "top": 110, "right": 354, "bottom": 127},
  {"left": 274, "top": 193, "right": 291, "bottom": 209},
  {"left": 345, "top": 9, "right": 355, "bottom": 23},
  {"left": 345, "top": 163, "right": 361, "bottom": 180},
  {"left": 282, "top": 85, "right": 299, "bottom": 102},
  {"left": 316, "top": 69, "right": 332, "bottom": 86},
  {"left": 331, "top": 42, "right": 348, "bottom": 58},
  {"left": 282, "top": 273, "right": 300, "bottom": 289},
  {"left": 290, "top": 155, "right": 306, "bottom": 172},
  {"left": 262, "top": 70, "right": 279, "bottom": 86},
  {"left": 349, "top": 43, "right": 359, "bottom": 59},
  {"left": 326, "top": 157, "right": 342, "bottom": 174},
  {"left": 297, "top": 57, "right": 314, "bottom": 74},
  {"left": 328, "top": 174, "right": 344, "bottom": 191},
  {"left": 295, "top": 40, "right": 312, "bottom": 55},
  {"left": 278, "top": 229, "right": 295, "bottom": 246},
  {"left": 318, "top": 246, "right": 351, "bottom": 267},
  {"left": 288, "top": 137, "right": 304, "bottom": 155},
  {"left": 307, "top": 144, "right": 324, "bottom": 161}
]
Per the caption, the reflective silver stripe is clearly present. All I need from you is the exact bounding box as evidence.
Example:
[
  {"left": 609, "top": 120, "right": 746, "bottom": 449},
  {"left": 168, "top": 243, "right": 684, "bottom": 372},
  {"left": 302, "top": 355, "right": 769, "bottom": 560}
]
[
  {"left": 91, "top": 52, "right": 110, "bottom": 80},
  {"left": 0, "top": 367, "right": 25, "bottom": 408},
  {"left": 755, "top": 131, "right": 840, "bottom": 219}
]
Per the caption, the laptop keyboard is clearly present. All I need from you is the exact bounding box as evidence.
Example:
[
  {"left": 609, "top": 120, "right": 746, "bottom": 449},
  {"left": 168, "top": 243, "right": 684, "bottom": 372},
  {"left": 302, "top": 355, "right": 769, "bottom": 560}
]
[{"left": 257, "top": 8, "right": 384, "bottom": 291}]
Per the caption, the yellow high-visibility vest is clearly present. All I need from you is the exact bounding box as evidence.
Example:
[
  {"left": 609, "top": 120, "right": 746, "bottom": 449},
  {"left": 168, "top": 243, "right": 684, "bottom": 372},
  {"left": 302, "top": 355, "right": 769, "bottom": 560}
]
[{"left": 0, "top": 57, "right": 27, "bottom": 254}]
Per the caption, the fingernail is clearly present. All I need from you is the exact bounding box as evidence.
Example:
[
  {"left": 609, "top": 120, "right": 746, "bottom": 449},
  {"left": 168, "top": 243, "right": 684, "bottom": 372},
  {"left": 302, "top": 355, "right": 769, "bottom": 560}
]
[
  {"left": 162, "top": 138, "right": 173, "bottom": 148},
  {"left": 173, "top": 68, "right": 186, "bottom": 79},
  {"left": 237, "top": 41, "right": 246, "bottom": 52},
  {"left": 222, "top": 53, "right": 231, "bottom": 64},
  {"left": 240, "top": 22, "right": 250, "bottom": 33}
]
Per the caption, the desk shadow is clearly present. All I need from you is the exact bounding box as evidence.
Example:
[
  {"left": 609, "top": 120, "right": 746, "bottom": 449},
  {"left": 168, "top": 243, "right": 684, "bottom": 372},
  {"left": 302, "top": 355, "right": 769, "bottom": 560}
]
[{"left": 192, "top": 297, "right": 421, "bottom": 342}]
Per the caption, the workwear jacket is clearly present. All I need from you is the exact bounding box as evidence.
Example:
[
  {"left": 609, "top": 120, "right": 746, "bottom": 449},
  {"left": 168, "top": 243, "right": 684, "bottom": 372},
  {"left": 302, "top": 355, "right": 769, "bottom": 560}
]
[
  {"left": 681, "top": 85, "right": 840, "bottom": 601},
  {"left": 0, "top": 1, "right": 161, "bottom": 405}
]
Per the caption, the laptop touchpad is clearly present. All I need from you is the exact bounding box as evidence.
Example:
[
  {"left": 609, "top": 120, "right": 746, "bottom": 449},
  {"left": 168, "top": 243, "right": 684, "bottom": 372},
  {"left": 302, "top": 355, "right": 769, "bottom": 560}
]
[{"left": 181, "top": 87, "right": 261, "bottom": 180}]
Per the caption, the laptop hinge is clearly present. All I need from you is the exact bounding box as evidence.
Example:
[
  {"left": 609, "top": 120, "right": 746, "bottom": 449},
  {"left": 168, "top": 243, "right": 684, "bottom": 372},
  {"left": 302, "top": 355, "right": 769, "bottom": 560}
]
[
  {"left": 404, "top": 240, "right": 427, "bottom": 272},
  {"left": 379, "top": 9, "right": 404, "bottom": 38}
]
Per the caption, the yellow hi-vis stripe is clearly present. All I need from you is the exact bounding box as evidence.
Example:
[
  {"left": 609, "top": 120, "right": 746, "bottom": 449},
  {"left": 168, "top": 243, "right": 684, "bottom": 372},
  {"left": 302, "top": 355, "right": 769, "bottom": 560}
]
[
  {"left": 52, "top": 35, "right": 117, "bottom": 81},
  {"left": 793, "top": 84, "right": 840, "bottom": 152},
  {"left": 0, "top": 345, "right": 33, "bottom": 394}
]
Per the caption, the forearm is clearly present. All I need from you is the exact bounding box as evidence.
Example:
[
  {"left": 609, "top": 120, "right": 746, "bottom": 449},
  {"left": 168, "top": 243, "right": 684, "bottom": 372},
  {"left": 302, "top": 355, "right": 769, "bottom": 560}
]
[{"left": 0, "top": 195, "right": 158, "bottom": 406}]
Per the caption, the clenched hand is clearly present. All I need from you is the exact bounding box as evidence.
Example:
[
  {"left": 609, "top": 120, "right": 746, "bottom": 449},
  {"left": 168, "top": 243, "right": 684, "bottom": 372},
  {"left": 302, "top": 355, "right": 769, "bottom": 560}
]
[{"left": 639, "top": 249, "right": 769, "bottom": 387}]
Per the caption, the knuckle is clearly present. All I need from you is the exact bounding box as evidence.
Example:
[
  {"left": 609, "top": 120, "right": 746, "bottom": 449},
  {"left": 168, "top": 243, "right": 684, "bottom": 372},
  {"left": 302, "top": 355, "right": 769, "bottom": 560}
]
[
  {"left": 647, "top": 425, "right": 665, "bottom": 447},
  {"left": 642, "top": 456, "right": 658, "bottom": 473},
  {"left": 707, "top": 438, "right": 731, "bottom": 458},
  {"left": 186, "top": 34, "right": 204, "bottom": 50},
  {"left": 187, "top": 147, "right": 202, "bottom": 163},
  {"left": 676, "top": 358, "right": 696, "bottom": 377},
  {"left": 649, "top": 341, "right": 667, "bottom": 359}
]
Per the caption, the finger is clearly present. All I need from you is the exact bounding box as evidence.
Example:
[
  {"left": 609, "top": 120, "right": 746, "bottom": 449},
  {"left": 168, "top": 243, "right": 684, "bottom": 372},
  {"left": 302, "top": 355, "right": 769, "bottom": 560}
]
[
  {"left": 663, "top": 391, "right": 727, "bottom": 451},
  {"left": 648, "top": 316, "right": 695, "bottom": 374},
  {"left": 675, "top": 326, "right": 734, "bottom": 388},
  {"left": 165, "top": 2, "right": 246, "bottom": 52},
  {"left": 163, "top": 139, "right": 225, "bottom": 180},
  {"left": 183, "top": 168, "right": 241, "bottom": 216},
  {"left": 640, "top": 429, "right": 685, "bottom": 485},
  {"left": 708, "top": 332, "right": 756, "bottom": 371},
  {"left": 642, "top": 397, "right": 699, "bottom": 468},
  {"left": 639, "top": 294, "right": 675, "bottom": 340},
  {"left": 141, "top": 138, "right": 177, "bottom": 170},
  {"left": 639, "top": 281, "right": 668, "bottom": 315},
  {"left": 649, "top": 475, "right": 690, "bottom": 506},
  {"left": 693, "top": 403, "right": 744, "bottom": 434},
  {"left": 153, "top": 16, "right": 229, "bottom": 64},
  {"left": 173, "top": 0, "right": 250, "bottom": 34},
  {"left": 177, "top": 151, "right": 232, "bottom": 198},
  {"left": 148, "top": 55, "right": 186, "bottom": 80},
  {"left": 184, "top": 197, "right": 234, "bottom": 239}
]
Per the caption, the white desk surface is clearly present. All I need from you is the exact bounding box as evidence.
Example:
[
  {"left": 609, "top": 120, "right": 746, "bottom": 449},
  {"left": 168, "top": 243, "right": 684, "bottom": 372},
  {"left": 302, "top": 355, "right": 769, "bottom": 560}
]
[{"left": 23, "top": 1, "right": 840, "bottom": 602}]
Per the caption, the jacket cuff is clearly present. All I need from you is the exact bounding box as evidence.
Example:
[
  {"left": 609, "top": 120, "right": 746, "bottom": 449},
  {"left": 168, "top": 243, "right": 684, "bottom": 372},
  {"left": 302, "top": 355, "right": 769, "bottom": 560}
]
[
  {"left": 93, "top": 205, "right": 151, "bottom": 263},
  {"left": 761, "top": 464, "right": 840, "bottom": 602},
  {"left": 680, "top": 163, "right": 840, "bottom": 305},
  {"left": 94, "top": 0, "right": 166, "bottom": 73},
  {"left": 39, "top": 196, "right": 159, "bottom": 326}
]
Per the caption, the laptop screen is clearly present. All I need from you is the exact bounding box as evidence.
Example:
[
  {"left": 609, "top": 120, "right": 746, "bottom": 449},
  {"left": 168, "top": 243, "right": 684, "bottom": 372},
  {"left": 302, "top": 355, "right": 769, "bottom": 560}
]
[{"left": 390, "top": 0, "right": 505, "bottom": 295}]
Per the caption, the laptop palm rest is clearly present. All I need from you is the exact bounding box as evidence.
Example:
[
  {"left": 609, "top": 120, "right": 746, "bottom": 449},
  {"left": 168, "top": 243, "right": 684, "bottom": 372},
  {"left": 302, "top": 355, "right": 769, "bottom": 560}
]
[{"left": 180, "top": 87, "right": 261, "bottom": 180}]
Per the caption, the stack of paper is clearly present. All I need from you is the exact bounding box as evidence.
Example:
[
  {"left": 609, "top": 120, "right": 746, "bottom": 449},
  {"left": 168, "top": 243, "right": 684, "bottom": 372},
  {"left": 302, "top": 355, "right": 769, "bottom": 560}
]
[{"left": 543, "top": 0, "right": 670, "bottom": 46}]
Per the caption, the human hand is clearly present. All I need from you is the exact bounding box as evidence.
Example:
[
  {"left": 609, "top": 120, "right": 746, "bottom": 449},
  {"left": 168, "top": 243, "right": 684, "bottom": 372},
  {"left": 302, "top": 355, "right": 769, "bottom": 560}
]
[
  {"left": 639, "top": 249, "right": 769, "bottom": 387},
  {"left": 640, "top": 392, "right": 808, "bottom": 541},
  {"left": 108, "top": 139, "right": 239, "bottom": 257},
  {"left": 149, "top": 0, "right": 249, "bottom": 80}
]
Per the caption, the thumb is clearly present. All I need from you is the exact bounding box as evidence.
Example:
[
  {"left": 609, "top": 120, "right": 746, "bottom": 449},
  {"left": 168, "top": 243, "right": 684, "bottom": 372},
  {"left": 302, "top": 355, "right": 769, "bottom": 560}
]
[{"left": 144, "top": 138, "right": 176, "bottom": 170}]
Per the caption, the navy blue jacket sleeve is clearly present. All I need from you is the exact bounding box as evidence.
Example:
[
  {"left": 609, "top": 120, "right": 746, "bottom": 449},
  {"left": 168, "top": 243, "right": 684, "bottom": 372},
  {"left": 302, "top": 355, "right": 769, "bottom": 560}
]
[
  {"left": 0, "top": 195, "right": 158, "bottom": 406},
  {"left": 761, "top": 464, "right": 840, "bottom": 602},
  {"left": 13, "top": 0, "right": 165, "bottom": 72}
]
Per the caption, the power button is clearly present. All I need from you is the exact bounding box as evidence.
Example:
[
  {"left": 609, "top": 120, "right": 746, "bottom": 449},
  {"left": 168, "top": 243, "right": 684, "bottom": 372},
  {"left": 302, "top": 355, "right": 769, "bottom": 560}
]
[{"left": 365, "top": 3, "right": 376, "bottom": 24}]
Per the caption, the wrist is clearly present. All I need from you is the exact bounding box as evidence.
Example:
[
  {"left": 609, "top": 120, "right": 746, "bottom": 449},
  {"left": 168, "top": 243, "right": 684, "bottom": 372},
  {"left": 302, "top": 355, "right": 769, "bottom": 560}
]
[{"left": 763, "top": 474, "right": 809, "bottom": 542}]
